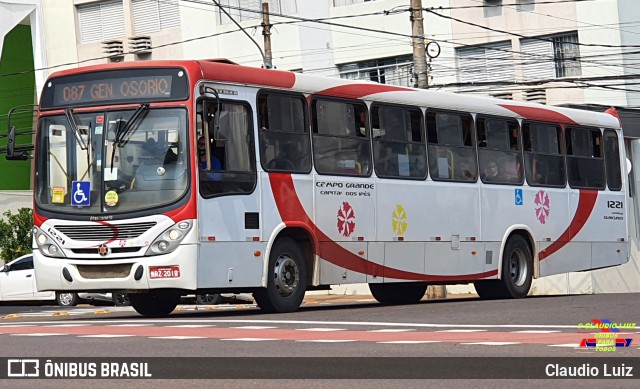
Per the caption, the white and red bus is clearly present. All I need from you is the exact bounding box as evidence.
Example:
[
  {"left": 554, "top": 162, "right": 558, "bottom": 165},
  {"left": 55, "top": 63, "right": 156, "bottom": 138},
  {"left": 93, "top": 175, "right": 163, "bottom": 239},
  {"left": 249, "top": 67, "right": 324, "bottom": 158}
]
[{"left": 20, "top": 59, "right": 628, "bottom": 316}]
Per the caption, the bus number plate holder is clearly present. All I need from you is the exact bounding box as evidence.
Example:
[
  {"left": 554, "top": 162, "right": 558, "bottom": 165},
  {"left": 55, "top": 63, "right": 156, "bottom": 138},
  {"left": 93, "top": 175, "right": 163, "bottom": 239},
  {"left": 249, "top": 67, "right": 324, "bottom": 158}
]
[{"left": 149, "top": 266, "right": 181, "bottom": 279}]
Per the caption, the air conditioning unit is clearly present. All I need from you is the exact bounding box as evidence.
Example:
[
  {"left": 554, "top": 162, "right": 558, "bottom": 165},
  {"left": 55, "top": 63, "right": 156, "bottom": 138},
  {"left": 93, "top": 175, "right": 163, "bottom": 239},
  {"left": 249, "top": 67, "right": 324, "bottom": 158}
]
[
  {"left": 128, "top": 36, "right": 152, "bottom": 54},
  {"left": 102, "top": 40, "right": 124, "bottom": 57}
]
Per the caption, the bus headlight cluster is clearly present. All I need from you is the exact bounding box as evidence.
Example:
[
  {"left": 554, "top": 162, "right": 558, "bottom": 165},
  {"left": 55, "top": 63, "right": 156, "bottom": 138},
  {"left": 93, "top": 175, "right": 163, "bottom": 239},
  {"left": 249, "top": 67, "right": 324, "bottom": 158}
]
[
  {"left": 145, "top": 220, "right": 193, "bottom": 256},
  {"left": 34, "top": 227, "right": 66, "bottom": 258}
]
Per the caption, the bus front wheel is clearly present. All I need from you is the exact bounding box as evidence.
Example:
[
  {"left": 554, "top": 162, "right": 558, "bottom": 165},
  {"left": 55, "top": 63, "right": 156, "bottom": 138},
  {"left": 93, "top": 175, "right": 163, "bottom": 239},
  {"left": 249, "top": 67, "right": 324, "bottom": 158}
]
[
  {"left": 369, "top": 283, "right": 428, "bottom": 305},
  {"left": 253, "top": 237, "right": 307, "bottom": 313},
  {"left": 129, "top": 291, "right": 180, "bottom": 317}
]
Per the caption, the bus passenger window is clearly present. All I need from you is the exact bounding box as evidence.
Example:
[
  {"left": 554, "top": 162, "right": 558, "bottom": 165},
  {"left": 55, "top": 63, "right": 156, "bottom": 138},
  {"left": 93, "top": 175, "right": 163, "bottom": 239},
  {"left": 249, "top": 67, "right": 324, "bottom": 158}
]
[
  {"left": 258, "top": 92, "right": 310, "bottom": 173},
  {"left": 312, "top": 98, "right": 371, "bottom": 177},
  {"left": 427, "top": 111, "right": 476, "bottom": 182}
]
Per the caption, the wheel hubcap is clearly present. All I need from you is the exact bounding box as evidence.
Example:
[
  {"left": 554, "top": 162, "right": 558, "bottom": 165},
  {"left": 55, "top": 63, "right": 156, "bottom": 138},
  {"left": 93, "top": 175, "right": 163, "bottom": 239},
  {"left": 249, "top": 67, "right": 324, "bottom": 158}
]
[
  {"left": 59, "top": 293, "right": 73, "bottom": 305},
  {"left": 509, "top": 248, "right": 528, "bottom": 287},
  {"left": 273, "top": 255, "right": 299, "bottom": 297}
]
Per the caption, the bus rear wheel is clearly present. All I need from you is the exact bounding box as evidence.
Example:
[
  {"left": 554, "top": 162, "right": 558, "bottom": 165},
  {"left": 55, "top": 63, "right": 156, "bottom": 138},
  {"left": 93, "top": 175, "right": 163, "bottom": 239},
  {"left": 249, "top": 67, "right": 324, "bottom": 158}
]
[
  {"left": 253, "top": 237, "right": 307, "bottom": 313},
  {"left": 369, "top": 283, "right": 428, "bottom": 305},
  {"left": 474, "top": 235, "right": 532, "bottom": 299},
  {"left": 129, "top": 291, "right": 180, "bottom": 317}
]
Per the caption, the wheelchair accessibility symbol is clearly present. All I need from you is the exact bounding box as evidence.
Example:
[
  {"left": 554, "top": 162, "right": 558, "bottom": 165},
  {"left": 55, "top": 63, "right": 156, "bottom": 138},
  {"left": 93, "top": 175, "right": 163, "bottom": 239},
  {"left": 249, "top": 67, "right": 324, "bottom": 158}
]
[
  {"left": 71, "top": 181, "right": 90, "bottom": 207},
  {"left": 515, "top": 188, "right": 523, "bottom": 206}
]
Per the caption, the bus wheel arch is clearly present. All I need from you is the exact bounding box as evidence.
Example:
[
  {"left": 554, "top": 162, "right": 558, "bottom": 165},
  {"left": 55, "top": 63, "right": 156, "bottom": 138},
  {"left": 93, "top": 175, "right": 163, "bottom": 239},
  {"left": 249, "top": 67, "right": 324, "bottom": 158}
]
[
  {"left": 254, "top": 231, "right": 312, "bottom": 313},
  {"left": 475, "top": 230, "right": 535, "bottom": 299}
]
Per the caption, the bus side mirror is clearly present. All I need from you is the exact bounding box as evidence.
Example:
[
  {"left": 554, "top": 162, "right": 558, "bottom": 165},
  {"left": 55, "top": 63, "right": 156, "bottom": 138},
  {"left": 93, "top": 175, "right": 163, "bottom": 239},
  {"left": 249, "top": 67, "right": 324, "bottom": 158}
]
[{"left": 5, "top": 126, "right": 30, "bottom": 161}]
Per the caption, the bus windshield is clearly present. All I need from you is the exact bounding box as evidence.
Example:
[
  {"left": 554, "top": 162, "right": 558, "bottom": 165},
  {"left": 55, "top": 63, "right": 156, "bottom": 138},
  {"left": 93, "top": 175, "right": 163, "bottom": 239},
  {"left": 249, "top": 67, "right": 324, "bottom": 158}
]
[{"left": 35, "top": 107, "right": 189, "bottom": 215}]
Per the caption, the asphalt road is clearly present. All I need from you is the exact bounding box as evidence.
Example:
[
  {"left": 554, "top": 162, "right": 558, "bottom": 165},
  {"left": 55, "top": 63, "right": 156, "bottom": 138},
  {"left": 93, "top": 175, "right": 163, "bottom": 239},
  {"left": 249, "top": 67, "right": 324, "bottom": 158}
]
[{"left": 0, "top": 293, "right": 639, "bottom": 388}]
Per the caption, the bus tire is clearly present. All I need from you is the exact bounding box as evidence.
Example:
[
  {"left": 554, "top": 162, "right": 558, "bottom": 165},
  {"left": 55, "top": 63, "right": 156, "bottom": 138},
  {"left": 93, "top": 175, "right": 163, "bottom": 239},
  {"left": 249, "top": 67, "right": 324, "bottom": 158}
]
[
  {"left": 369, "top": 283, "right": 428, "bottom": 305},
  {"left": 129, "top": 291, "right": 180, "bottom": 317},
  {"left": 56, "top": 292, "right": 78, "bottom": 307},
  {"left": 196, "top": 293, "right": 222, "bottom": 305},
  {"left": 499, "top": 235, "right": 533, "bottom": 298},
  {"left": 253, "top": 237, "right": 307, "bottom": 313},
  {"left": 473, "top": 280, "right": 502, "bottom": 299}
]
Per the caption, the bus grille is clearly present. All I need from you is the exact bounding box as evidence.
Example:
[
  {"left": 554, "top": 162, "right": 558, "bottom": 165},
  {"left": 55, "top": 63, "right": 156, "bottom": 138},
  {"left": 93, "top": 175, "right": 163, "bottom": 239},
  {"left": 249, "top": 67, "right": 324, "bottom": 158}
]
[
  {"left": 54, "top": 222, "right": 157, "bottom": 241},
  {"left": 77, "top": 264, "right": 132, "bottom": 279}
]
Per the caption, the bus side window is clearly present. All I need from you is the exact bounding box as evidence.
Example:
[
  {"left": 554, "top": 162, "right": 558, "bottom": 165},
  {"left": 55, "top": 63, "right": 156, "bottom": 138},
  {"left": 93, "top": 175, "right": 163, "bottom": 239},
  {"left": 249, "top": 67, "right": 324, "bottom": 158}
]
[
  {"left": 427, "top": 111, "right": 476, "bottom": 182},
  {"left": 372, "top": 104, "right": 426, "bottom": 180},
  {"left": 312, "top": 98, "right": 371, "bottom": 176},
  {"left": 523, "top": 122, "right": 566, "bottom": 188},
  {"left": 566, "top": 127, "right": 605, "bottom": 190},
  {"left": 258, "top": 92, "right": 310, "bottom": 173},
  {"left": 604, "top": 129, "right": 622, "bottom": 191}
]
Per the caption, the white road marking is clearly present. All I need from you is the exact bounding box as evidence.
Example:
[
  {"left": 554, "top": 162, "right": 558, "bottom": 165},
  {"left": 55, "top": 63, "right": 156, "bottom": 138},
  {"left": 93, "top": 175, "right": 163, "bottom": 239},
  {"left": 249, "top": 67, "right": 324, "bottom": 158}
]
[
  {"left": 513, "top": 330, "right": 561, "bottom": 334},
  {"left": 377, "top": 341, "right": 442, "bottom": 344},
  {"left": 296, "top": 340, "right": 357, "bottom": 343},
  {"left": 49, "top": 324, "right": 90, "bottom": 327},
  {"left": 437, "top": 329, "right": 487, "bottom": 333},
  {"left": 108, "top": 324, "right": 150, "bottom": 327},
  {"left": 231, "top": 326, "right": 277, "bottom": 330},
  {"left": 150, "top": 336, "right": 207, "bottom": 340},
  {"left": 220, "top": 338, "right": 278, "bottom": 341},
  {"left": 549, "top": 344, "right": 581, "bottom": 348},
  {"left": 165, "top": 325, "right": 216, "bottom": 328},
  {"left": 78, "top": 334, "right": 135, "bottom": 338},
  {"left": 368, "top": 329, "right": 415, "bottom": 333},
  {"left": 0, "top": 324, "right": 35, "bottom": 327},
  {"left": 296, "top": 328, "right": 345, "bottom": 332},
  {"left": 11, "top": 333, "right": 68, "bottom": 337},
  {"left": 462, "top": 342, "right": 521, "bottom": 346}
]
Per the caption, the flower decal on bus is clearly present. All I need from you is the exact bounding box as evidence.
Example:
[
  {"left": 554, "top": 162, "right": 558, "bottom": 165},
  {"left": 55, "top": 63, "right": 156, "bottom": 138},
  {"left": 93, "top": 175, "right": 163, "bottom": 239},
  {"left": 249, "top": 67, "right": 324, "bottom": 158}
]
[
  {"left": 392, "top": 204, "right": 408, "bottom": 236},
  {"left": 534, "top": 189, "right": 551, "bottom": 224},
  {"left": 337, "top": 201, "right": 356, "bottom": 237}
]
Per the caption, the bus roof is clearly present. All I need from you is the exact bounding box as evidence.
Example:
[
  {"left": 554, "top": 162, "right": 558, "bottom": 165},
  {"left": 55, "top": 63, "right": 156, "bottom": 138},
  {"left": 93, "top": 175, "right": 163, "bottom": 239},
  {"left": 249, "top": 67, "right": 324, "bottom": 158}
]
[{"left": 45, "top": 59, "right": 621, "bottom": 130}]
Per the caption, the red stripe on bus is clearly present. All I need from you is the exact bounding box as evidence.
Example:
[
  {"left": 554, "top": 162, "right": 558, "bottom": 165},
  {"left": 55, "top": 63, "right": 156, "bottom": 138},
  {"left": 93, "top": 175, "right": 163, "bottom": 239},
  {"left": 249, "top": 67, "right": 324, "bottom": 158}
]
[
  {"left": 498, "top": 104, "right": 579, "bottom": 125},
  {"left": 538, "top": 189, "right": 598, "bottom": 261},
  {"left": 268, "top": 173, "right": 498, "bottom": 281},
  {"left": 316, "top": 84, "right": 414, "bottom": 99}
]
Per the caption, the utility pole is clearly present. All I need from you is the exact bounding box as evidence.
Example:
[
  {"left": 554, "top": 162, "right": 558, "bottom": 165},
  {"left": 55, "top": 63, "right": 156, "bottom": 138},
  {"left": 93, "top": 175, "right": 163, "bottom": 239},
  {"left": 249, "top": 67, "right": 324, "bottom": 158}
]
[
  {"left": 410, "top": 0, "right": 428, "bottom": 89},
  {"left": 261, "top": 2, "right": 273, "bottom": 69}
]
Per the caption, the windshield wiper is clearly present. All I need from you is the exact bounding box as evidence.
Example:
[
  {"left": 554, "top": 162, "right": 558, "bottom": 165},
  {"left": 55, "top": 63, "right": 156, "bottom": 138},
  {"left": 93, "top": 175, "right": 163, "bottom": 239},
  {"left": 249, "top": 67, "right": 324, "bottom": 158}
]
[
  {"left": 110, "top": 103, "right": 149, "bottom": 172},
  {"left": 64, "top": 108, "right": 88, "bottom": 150},
  {"left": 114, "top": 103, "right": 149, "bottom": 147}
]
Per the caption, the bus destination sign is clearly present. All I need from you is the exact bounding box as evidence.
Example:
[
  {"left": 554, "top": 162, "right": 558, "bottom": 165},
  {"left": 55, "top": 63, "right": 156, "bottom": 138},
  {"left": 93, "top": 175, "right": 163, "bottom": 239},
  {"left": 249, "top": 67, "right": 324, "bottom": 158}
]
[
  {"left": 55, "top": 76, "right": 172, "bottom": 105},
  {"left": 41, "top": 68, "right": 189, "bottom": 109}
]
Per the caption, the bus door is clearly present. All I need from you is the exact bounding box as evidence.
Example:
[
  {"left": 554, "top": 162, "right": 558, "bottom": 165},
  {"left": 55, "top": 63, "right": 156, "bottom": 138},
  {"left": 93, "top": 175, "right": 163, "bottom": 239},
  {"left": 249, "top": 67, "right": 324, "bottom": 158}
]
[{"left": 196, "top": 91, "right": 261, "bottom": 289}]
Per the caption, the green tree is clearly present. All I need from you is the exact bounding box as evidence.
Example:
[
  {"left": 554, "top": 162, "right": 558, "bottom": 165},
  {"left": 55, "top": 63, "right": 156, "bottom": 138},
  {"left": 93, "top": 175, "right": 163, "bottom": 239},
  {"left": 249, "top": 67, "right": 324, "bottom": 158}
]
[{"left": 0, "top": 207, "right": 33, "bottom": 263}]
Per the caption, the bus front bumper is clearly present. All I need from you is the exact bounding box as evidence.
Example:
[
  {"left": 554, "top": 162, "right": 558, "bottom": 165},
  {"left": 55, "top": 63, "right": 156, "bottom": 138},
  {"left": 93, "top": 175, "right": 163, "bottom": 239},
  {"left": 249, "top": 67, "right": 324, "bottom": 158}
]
[{"left": 33, "top": 244, "right": 198, "bottom": 292}]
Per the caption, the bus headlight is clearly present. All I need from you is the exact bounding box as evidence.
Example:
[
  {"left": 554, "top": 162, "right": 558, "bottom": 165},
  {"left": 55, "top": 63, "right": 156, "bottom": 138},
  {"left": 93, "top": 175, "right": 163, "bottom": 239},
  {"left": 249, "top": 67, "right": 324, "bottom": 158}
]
[
  {"left": 145, "top": 221, "right": 193, "bottom": 256},
  {"left": 34, "top": 227, "right": 66, "bottom": 258}
]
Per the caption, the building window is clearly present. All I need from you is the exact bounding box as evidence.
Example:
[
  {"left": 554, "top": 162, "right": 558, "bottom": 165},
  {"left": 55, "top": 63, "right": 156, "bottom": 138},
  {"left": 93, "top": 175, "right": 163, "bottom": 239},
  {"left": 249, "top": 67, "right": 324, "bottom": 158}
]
[
  {"left": 338, "top": 55, "right": 413, "bottom": 87},
  {"left": 520, "top": 32, "right": 581, "bottom": 81},
  {"left": 333, "top": 0, "right": 378, "bottom": 6},
  {"left": 132, "top": 0, "right": 181, "bottom": 34},
  {"left": 456, "top": 41, "right": 514, "bottom": 85},
  {"left": 218, "top": 1, "right": 297, "bottom": 25},
  {"left": 77, "top": 0, "right": 125, "bottom": 43},
  {"left": 552, "top": 33, "right": 581, "bottom": 78}
]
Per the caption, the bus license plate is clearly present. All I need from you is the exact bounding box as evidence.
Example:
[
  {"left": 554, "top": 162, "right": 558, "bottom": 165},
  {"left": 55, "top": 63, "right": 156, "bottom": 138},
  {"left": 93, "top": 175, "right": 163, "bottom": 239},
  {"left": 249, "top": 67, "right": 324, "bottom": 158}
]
[{"left": 149, "top": 266, "right": 180, "bottom": 279}]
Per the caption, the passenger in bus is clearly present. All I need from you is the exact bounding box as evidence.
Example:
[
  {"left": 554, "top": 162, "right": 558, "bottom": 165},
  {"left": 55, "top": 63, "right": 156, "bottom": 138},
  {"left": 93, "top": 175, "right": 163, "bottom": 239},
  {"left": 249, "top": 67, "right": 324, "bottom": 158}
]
[
  {"left": 482, "top": 160, "right": 499, "bottom": 181},
  {"left": 455, "top": 158, "right": 474, "bottom": 180},
  {"left": 198, "top": 136, "right": 222, "bottom": 180},
  {"left": 500, "top": 155, "right": 521, "bottom": 181},
  {"left": 268, "top": 143, "right": 297, "bottom": 170}
]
